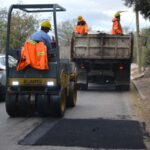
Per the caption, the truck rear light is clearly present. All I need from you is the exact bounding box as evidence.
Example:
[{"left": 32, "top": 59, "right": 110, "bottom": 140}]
[
  {"left": 118, "top": 64, "right": 124, "bottom": 70},
  {"left": 80, "top": 64, "right": 85, "bottom": 69}
]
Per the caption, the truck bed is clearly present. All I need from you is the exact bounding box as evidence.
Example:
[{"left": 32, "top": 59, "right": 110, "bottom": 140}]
[{"left": 71, "top": 33, "right": 133, "bottom": 60}]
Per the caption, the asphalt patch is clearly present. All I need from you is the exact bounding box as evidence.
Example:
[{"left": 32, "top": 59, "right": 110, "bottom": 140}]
[{"left": 20, "top": 118, "right": 146, "bottom": 149}]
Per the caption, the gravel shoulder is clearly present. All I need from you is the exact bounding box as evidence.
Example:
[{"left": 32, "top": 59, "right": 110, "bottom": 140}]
[{"left": 131, "top": 65, "right": 150, "bottom": 149}]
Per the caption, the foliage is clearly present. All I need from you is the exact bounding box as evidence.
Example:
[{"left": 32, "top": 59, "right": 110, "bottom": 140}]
[
  {"left": 122, "top": 0, "right": 150, "bottom": 67},
  {"left": 0, "top": 8, "right": 7, "bottom": 53},
  {"left": 132, "top": 28, "right": 150, "bottom": 66},
  {"left": 0, "top": 8, "right": 38, "bottom": 53},
  {"left": 131, "top": 29, "right": 150, "bottom": 66},
  {"left": 58, "top": 19, "right": 76, "bottom": 46},
  {"left": 141, "top": 28, "right": 150, "bottom": 36},
  {"left": 57, "top": 19, "right": 77, "bottom": 59},
  {"left": 141, "top": 46, "right": 148, "bottom": 67},
  {"left": 141, "top": 28, "right": 150, "bottom": 65},
  {"left": 10, "top": 11, "right": 38, "bottom": 50},
  {"left": 122, "top": 0, "right": 150, "bottom": 19}
]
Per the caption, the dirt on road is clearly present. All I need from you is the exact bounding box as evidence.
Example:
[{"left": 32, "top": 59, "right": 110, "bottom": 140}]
[{"left": 131, "top": 65, "right": 150, "bottom": 149}]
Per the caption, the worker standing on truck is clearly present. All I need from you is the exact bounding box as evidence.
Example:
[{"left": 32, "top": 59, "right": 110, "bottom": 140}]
[
  {"left": 74, "top": 16, "right": 88, "bottom": 35},
  {"left": 112, "top": 12, "right": 123, "bottom": 35}
]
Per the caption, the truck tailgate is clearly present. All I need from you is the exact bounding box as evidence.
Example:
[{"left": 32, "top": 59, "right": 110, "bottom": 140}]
[{"left": 71, "top": 33, "right": 132, "bottom": 60}]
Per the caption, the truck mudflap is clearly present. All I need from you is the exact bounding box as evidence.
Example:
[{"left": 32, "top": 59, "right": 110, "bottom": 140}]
[
  {"left": 77, "top": 70, "right": 88, "bottom": 90},
  {"left": 115, "top": 84, "right": 130, "bottom": 91}
]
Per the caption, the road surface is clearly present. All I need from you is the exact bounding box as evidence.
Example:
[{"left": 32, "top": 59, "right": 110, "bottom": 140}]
[{"left": 0, "top": 86, "right": 146, "bottom": 150}]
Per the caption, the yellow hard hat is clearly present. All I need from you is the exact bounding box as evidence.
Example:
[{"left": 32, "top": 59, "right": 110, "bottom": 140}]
[
  {"left": 114, "top": 12, "right": 121, "bottom": 18},
  {"left": 78, "top": 16, "right": 83, "bottom": 22},
  {"left": 41, "top": 20, "right": 51, "bottom": 29}
]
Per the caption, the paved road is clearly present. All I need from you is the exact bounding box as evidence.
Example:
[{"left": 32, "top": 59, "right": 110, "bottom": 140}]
[{"left": 0, "top": 86, "right": 145, "bottom": 150}]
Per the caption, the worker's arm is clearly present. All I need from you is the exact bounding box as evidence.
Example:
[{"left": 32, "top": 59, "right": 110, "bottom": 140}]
[{"left": 44, "top": 35, "right": 52, "bottom": 51}]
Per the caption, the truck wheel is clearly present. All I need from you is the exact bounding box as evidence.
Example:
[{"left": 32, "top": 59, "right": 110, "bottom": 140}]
[
  {"left": 50, "top": 88, "right": 66, "bottom": 117},
  {"left": 17, "top": 94, "right": 32, "bottom": 117},
  {"left": 5, "top": 94, "right": 17, "bottom": 117},
  {"left": 116, "top": 85, "right": 130, "bottom": 91},
  {"left": 0, "top": 94, "right": 5, "bottom": 102},
  {"left": 77, "top": 83, "right": 88, "bottom": 90},
  {"left": 37, "top": 95, "right": 51, "bottom": 117},
  {"left": 67, "top": 82, "right": 77, "bottom": 107}
]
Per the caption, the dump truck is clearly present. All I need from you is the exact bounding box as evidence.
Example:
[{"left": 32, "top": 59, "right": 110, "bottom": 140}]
[
  {"left": 5, "top": 4, "right": 77, "bottom": 117},
  {"left": 71, "top": 32, "right": 133, "bottom": 90}
]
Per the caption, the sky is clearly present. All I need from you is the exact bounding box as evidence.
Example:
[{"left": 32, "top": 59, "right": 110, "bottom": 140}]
[{"left": 1, "top": 0, "right": 149, "bottom": 33}]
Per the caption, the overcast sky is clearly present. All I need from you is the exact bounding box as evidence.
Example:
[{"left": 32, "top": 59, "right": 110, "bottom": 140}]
[{"left": 1, "top": 0, "right": 149, "bottom": 33}]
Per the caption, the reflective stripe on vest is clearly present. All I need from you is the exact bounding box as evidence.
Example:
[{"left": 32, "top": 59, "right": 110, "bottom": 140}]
[{"left": 27, "top": 39, "right": 37, "bottom": 45}]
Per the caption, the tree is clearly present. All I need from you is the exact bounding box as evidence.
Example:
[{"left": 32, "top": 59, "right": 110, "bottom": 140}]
[
  {"left": 57, "top": 19, "right": 76, "bottom": 59},
  {"left": 0, "top": 8, "right": 39, "bottom": 53},
  {"left": 0, "top": 8, "right": 7, "bottom": 53},
  {"left": 141, "top": 28, "right": 150, "bottom": 65},
  {"left": 57, "top": 19, "right": 92, "bottom": 58},
  {"left": 122, "top": 0, "right": 150, "bottom": 19},
  {"left": 122, "top": 0, "right": 150, "bottom": 72},
  {"left": 10, "top": 11, "right": 38, "bottom": 50},
  {"left": 57, "top": 19, "right": 76, "bottom": 46}
]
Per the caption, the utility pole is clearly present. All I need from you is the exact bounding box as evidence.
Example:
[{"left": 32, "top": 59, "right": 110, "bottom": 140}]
[{"left": 135, "top": 10, "right": 142, "bottom": 73}]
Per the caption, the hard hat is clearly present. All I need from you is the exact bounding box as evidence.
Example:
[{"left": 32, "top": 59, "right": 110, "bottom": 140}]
[
  {"left": 78, "top": 16, "right": 83, "bottom": 22},
  {"left": 114, "top": 11, "right": 127, "bottom": 18},
  {"left": 114, "top": 12, "right": 121, "bottom": 18},
  {"left": 41, "top": 20, "right": 51, "bottom": 29}
]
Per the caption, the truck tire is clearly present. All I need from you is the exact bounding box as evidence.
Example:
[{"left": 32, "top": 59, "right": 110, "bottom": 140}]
[
  {"left": 77, "top": 83, "right": 88, "bottom": 90},
  {"left": 37, "top": 95, "right": 51, "bottom": 117},
  {"left": 50, "top": 88, "right": 66, "bottom": 117},
  {"left": 0, "top": 94, "right": 5, "bottom": 102},
  {"left": 116, "top": 85, "right": 130, "bottom": 91},
  {"left": 17, "top": 94, "right": 32, "bottom": 117},
  {"left": 5, "top": 94, "right": 17, "bottom": 117},
  {"left": 67, "top": 82, "right": 77, "bottom": 107}
]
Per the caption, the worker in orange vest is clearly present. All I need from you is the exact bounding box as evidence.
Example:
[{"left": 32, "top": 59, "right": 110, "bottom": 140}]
[
  {"left": 112, "top": 12, "right": 123, "bottom": 35},
  {"left": 74, "top": 16, "right": 88, "bottom": 35},
  {"left": 17, "top": 20, "right": 52, "bottom": 71}
]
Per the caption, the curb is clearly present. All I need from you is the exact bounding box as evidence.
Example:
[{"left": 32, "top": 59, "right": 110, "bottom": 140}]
[
  {"left": 132, "top": 80, "right": 147, "bottom": 100},
  {"left": 131, "top": 73, "right": 144, "bottom": 80}
]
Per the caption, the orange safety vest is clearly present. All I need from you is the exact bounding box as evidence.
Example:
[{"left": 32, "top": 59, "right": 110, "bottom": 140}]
[
  {"left": 112, "top": 18, "right": 123, "bottom": 35},
  {"left": 17, "top": 40, "right": 49, "bottom": 71},
  {"left": 74, "top": 24, "right": 88, "bottom": 35}
]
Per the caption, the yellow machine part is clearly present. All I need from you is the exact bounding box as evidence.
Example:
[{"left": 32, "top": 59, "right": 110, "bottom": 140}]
[
  {"left": 60, "top": 70, "right": 77, "bottom": 89},
  {"left": 60, "top": 70, "right": 69, "bottom": 89},
  {"left": 8, "top": 78, "right": 57, "bottom": 86}
]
